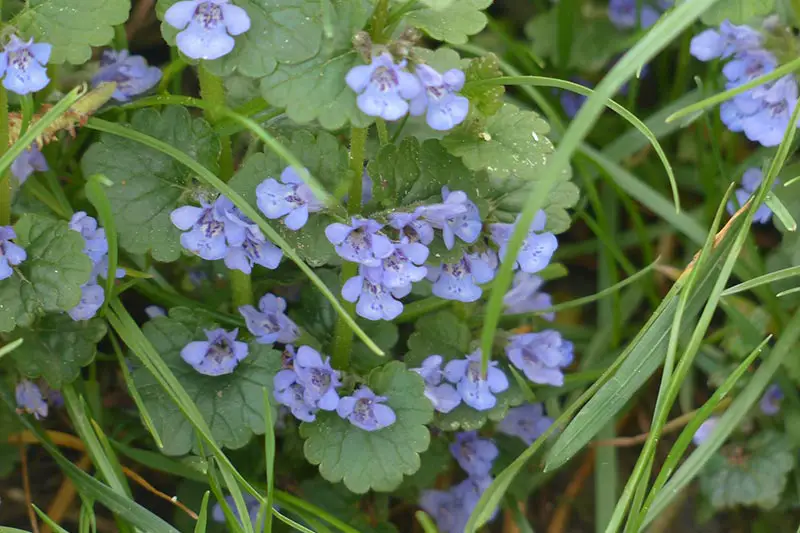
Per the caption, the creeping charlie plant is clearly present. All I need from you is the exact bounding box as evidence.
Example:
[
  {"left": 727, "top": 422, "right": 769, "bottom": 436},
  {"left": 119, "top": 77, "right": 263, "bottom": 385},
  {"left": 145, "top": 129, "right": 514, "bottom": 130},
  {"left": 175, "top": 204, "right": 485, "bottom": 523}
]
[{"left": 2, "top": 0, "right": 800, "bottom": 532}]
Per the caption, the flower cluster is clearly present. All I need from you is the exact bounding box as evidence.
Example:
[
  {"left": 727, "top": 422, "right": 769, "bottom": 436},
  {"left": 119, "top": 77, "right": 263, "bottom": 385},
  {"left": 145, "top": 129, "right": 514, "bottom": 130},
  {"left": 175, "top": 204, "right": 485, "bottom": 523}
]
[
  {"left": 0, "top": 35, "right": 51, "bottom": 95},
  {"left": 490, "top": 211, "right": 558, "bottom": 274},
  {"left": 165, "top": 0, "right": 251, "bottom": 60},
  {"left": 68, "top": 212, "right": 125, "bottom": 321},
  {"left": 608, "top": 0, "right": 670, "bottom": 30},
  {"left": 181, "top": 327, "right": 249, "bottom": 376},
  {"left": 272, "top": 345, "right": 396, "bottom": 431},
  {"left": 725, "top": 167, "right": 776, "bottom": 224},
  {"left": 506, "top": 330, "right": 574, "bottom": 387},
  {"left": 92, "top": 49, "right": 162, "bottom": 102},
  {"left": 346, "top": 53, "right": 469, "bottom": 131},
  {"left": 420, "top": 431, "right": 499, "bottom": 533},
  {"left": 0, "top": 226, "right": 26, "bottom": 281},
  {"left": 691, "top": 21, "right": 798, "bottom": 147},
  {"left": 497, "top": 403, "right": 553, "bottom": 445},
  {"left": 171, "top": 196, "right": 282, "bottom": 274}
]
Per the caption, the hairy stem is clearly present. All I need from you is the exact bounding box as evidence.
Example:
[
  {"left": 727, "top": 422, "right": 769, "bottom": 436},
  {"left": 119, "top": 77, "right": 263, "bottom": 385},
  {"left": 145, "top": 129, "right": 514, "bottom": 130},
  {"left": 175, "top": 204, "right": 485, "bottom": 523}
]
[
  {"left": 198, "top": 63, "right": 252, "bottom": 306},
  {"left": 331, "top": 126, "right": 368, "bottom": 369}
]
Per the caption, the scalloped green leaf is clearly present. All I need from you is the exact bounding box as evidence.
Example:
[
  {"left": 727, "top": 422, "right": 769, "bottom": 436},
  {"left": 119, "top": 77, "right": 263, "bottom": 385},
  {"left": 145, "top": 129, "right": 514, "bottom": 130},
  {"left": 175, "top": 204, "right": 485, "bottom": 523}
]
[
  {"left": 700, "top": 0, "right": 775, "bottom": 25},
  {"left": 13, "top": 0, "right": 130, "bottom": 64},
  {"left": 300, "top": 361, "right": 433, "bottom": 493},
  {"left": 260, "top": 50, "right": 373, "bottom": 130},
  {"left": 406, "top": 0, "right": 491, "bottom": 45},
  {"left": 132, "top": 309, "right": 282, "bottom": 455},
  {"left": 700, "top": 431, "right": 795, "bottom": 510},
  {"left": 81, "top": 106, "right": 221, "bottom": 263},
  {"left": 9, "top": 316, "right": 106, "bottom": 388},
  {"left": 229, "top": 129, "right": 348, "bottom": 266},
  {"left": 442, "top": 103, "right": 576, "bottom": 233},
  {"left": 0, "top": 214, "right": 92, "bottom": 333}
]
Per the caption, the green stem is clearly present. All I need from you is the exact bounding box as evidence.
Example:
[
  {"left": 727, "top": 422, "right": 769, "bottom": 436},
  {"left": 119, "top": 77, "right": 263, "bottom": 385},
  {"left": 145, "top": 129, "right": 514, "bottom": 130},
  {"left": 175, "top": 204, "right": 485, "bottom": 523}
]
[
  {"left": 198, "top": 63, "right": 248, "bottom": 308},
  {"left": 369, "top": 0, "right": 390, "bottom": 42},
  {"left": 331, "top": 126, "right": 368, "bottom": 370},
  {"left": 0, "top": 87, "right": 9, "bottom": 226},
  {"left": 376, "top": 118, "right": 389, "bottom": 145},
  {"left": 114, "top": 24, "right": 129, "bottom": 51}
]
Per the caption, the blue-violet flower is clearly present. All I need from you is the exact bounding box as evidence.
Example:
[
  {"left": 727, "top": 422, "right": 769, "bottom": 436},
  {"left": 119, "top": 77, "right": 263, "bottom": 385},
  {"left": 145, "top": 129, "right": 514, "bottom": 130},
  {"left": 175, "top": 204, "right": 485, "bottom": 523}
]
[
  {"left": 443, "top": 350, "right": 509, "bottom": 411},
  {"left": 497, "top": 403, "right": 553, "bottom": 445},
  {"left": 336, "top": 386, "right": 396, "bottom": 431},
  {"left": 490, "top": 211, "right": 558, "bottom": 274},
  {"left": 450, "top": 431, "right": 498, "bottom": 477},
  {"left": 325, "top": 217, "right": 393, "bottom": 266},
  {"left": 92, "top": 49, "right": 162, "bottom": 101},
  {"left": 429, "top": 249, "right": 497, "bottom": 303},
  {"left": 346, "top": 53, "right": 422, "bottom": 121},
  {"left": 342, "top": 267, "right": 406, "bottom": 321},
  {"left": 409, "top": 64, "right": 469, "bottom": 131},
  {"left": 0, "top": 35, "right": 51, "bottom": 95},
  {"left": 239, "top": 293, "right": 298, "bottom": 344},
  {"left": 11, "top": 145, "right": 47, "bottom": 184},
  {"left": 503, "top": 272, "right": 554, "bottom": 319},
  {"left": 16, "top": 380, "right": 48, "bottom": 420},
  {"left": 726, "top": 167, "right": 776, "bottom": 224},
  {"left": 181, "top": 328, "right": 248, "bottom": 376},
  {"left": 760, "top": 384, "right": 783, "bottom": 416},
  {"left": 412, "top": 355, "right": 461, "bottom": 413},
  {"left": 420, "top": 187, "right": 481, "bottom": 250},
  {"left": 165, "top": 0, "right": 251, "bottom": 60},
  {"left": 0, "top": 226, "right": 26, "bottom": 281},
  {"left": 293, "top": 346, "right": 341, "bottom": 411},
  {"left": 256, "top": 166, "right": 323, "bottom": 230},
  {"left": 506, "top": 330, "right": 574, "bottom": 387}
]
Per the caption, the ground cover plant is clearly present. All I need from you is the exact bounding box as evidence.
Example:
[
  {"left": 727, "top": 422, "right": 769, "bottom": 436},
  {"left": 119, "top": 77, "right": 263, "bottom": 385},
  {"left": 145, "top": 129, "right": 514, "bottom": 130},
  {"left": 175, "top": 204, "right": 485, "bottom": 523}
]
[{"left": 1, "top": 0, "right": 800, "bottom": 531}]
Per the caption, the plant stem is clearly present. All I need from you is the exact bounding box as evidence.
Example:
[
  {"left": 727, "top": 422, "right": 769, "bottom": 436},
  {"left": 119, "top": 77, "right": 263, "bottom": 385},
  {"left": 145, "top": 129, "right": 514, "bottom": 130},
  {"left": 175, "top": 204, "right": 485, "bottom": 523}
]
[
  {"left": 376, "top": 118, "right": 389, "bottom": 145},
  {"left": 0, "top": 87, "right": 9, "bottom": 226},
  {"left": 331, "top": 126, "right": 368, "bottom": 369},
  {"left": 198, "top": 63, "right": 252, "bottom": 306}
]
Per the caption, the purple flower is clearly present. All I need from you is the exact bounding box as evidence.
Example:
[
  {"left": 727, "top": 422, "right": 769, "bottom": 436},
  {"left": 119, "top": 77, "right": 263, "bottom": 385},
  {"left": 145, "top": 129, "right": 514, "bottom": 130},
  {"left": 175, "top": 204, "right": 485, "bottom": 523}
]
[
  {"left": 690, "top": 21, "right": 762, "bottom": 62},
  {"left": 11, "top": 145, "right": 47, "bottom": 184},
  {"left": 15, "top": 380, "right": 48, "bottom": 420},
  {"left": 256, "top": 166, "right": 322, "bottom": 230},
  {"left": 608, "top": 0, "right": 661, "bottom": 30},
  {"left": 0, "top": 226, "right": 26, "bottom": 281},
  {"left": 293, "top": 346, "right": 341, "bottom": 411},
  {"left": 450, "top": 431, "right": 498, "bottom": 477},
  {"left": 273, "top": 369, "right": 317, "bottom": 422},
  {"left": 388, "top": 211, "right": 436, "bottom": 245},
  {"left": 409, "top": 64, "right": 469, "bottom": 131},
  {"left": 239, "top": 293, "right": 298, "bottom": 344},
  {"left": 506, "top": 330, "right": 573, "bottom": 387},
  {"left": 497, "top": 403, "right": 553, "bottom": 445},
  {"left": 341, "top": 268, "right": 405, "bottom": 321},
  {"left": 223, "top": 218, "right": 283, "bottom": 273},
  {"left": 325, "top": 217, "right": 394, "bottom": 266},
  {"left": 180, "top": 328, "right": 248, "bottom": 376},
  {"left": 336, "top": 386, "right": 396, "bottom": 431},
  {"left": 443, "top": 351, "right": 509, "bottom": 411},
  {"left": 419, "top": 489, "right": 469, "bottom": 533},
  {"left": 0, "top": 35, "right": 51, "bottom": 95},
  {"left": 364, "top": 240, "right": 428, "bottom": 291},
  {"left": 171, "top": 201, "right": 230, "bottom": 260},
  {"left": 503, "top": 272, "right": 554, "bottom": 319},
  {"left": 726, "top": 167, "right": 776, "bottom": 223},
  {"left": 692, "top": 417, "right": 719, "bottom": 446},
  {"left": 420, "top": 188, "right": 481, "bottom": 250},
  {"left": 411, "top": 355, "right": 461, "bottom": 413},
  {"left": 346, "top": 53, "right": 422, "bottom": 121},
  {"left": 760, "top": 384, "right": 783, "bottom": 416},
  {"left": 165, "top": 0, "right": 251, "bottom": 60},
  {"left": 490, "top": 211, "right": 558, "bottom": 274},
  {"left": 559, "top": 77, "right": 591, "bottom": 118},
  {"left": 92, "top": 49, "right": 162, "bottom": 102},
  {"left": 429, "top": 249, "right": 497, "bottom": 303},
  {"left": 68, "top": 283, "right": 105, "bottom": 321}
]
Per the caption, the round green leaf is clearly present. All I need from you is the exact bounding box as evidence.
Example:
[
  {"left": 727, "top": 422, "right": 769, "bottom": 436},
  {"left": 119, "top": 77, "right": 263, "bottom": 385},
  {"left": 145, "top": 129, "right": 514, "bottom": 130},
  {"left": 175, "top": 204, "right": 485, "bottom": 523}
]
[
  {"left": 10, "top": 316, "right": 107, "bottom": 388},
  {"left": 405, "top": 0, "right": 491, "bottom": 45},
  {"left": 700, "top": 431, "right": 795, "bottom": 510},
  {"left": 0, "top": 214, "right": 93, "bottom": 333},
  {"left": 81, "top": 106, "right": 221, "bottom": 262},
  {"left": 300, "top": 361, "right": 433, "bottom": 493},
  {"left": 132, "top": 309, "right": 282, "bottom": 455},
  {"left": 13, "top": 0, "right": 130, "bottom": 64}
]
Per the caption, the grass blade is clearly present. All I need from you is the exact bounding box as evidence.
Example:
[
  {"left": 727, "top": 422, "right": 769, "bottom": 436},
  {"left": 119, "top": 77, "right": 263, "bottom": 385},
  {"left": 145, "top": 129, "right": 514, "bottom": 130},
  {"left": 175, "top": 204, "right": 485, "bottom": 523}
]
[
  {"left": 85, "top": 174, "right": 119, "bottom": 314},
  {"left": 87, "top": 118, "right": 382, "bottom": 357},
  {"left": 544, "top": 215, "right": 744, "bottom": 472},
  {"left": 33, "top": 505, "right": 71, "bottom": 533},
  {"left": 722, "top": 265, "right": 800, "bottom": 296},
  {"left": 416, "top": 511, "right": 441, "bottom": 533},
  {"left": 0, "top": 338, "right": 23, "bottom": 362},
  {"left": 263, "top": 389, "right": 276, "bottom": 533},
  {"left": 765, "top": 191, "right": 797, "bottom": 231},
  {"left": 194, "top": 492, "right": 211, "bottom": 533}
]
